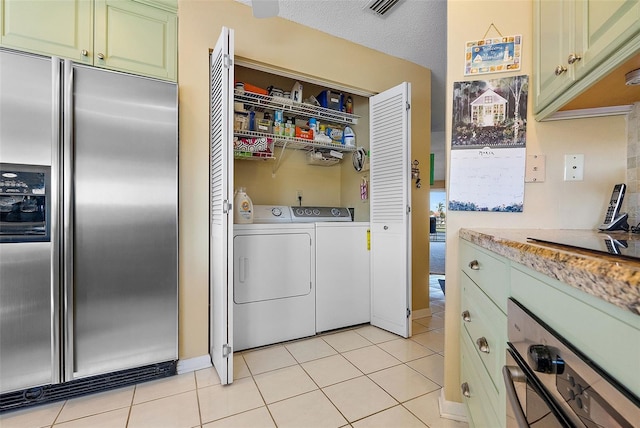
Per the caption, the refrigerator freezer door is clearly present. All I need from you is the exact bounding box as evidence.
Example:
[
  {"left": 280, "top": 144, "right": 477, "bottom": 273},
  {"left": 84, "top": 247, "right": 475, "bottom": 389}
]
[
  {"left": 68, "top": 64, "right": 178, "bottom": 378},
  {"left": 0, "top": 50, "right": 56, "bottom": 393}
]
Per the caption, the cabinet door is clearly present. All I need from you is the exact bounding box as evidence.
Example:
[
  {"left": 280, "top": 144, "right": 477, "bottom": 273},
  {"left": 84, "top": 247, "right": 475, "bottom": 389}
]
[
  {"left": 94, "top": 0, "right": 177, "bottom": 81},
  {"left": 0, "top": 0, "right": 93, "bottom": 62},
  {"left": 533, "top": 0, "right": 575, "bottom": 113},
  {"left": 576, "top": 0, "right": 640, "bottom": 79}
]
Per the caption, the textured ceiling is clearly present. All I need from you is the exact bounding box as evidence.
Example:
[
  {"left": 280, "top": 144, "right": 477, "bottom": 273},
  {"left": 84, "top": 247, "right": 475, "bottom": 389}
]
[{"left": 240, "top": 0, "right": 448, "bottom": 133}]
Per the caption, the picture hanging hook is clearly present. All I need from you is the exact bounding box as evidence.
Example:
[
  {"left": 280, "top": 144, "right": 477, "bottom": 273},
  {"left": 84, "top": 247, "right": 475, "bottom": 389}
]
[{"left": 481, "top": 22, "right": 504, "bottom": 40}]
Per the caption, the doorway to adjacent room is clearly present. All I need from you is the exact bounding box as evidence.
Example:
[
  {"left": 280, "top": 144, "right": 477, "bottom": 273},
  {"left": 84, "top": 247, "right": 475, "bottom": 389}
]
[{"left": 429, "top": 189, "right": 446, "bottom": 277}]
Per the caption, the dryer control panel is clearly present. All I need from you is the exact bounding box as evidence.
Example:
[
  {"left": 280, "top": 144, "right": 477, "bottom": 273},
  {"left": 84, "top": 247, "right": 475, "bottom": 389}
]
[{"left": 290, "top": 206, "right": 351, "bottom": 222}]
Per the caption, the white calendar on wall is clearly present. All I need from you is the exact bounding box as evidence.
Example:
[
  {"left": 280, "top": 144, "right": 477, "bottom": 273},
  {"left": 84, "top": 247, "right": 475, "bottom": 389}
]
[{"left": 449, "top": 75, "right": 528, "bottom": 212}]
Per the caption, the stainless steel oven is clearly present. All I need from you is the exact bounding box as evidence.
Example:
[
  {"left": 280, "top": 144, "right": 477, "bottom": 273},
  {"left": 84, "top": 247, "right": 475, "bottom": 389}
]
[{"left": 503, "top": 299, "right": 639, "bottom": 427}]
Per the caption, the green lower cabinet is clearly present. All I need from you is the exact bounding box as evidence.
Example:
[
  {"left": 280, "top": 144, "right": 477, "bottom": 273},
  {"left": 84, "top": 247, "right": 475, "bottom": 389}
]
[
  {"left": 460, "top": 234, "right": 640, "bottom": 424},
  {"left": 461, "top": 273, "right": 508, "bottom": 393},
  {"left": 461, "top": 329, "right": 504, "bottom": 428},
  {"left": 459, "top": 240, "right": 508, "bottom": 427}
]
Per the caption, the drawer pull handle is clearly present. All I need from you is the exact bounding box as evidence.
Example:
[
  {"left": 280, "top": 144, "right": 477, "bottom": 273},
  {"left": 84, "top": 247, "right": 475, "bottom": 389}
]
[
  {"left": 567, "top": 53, "right": 582, "bottom": 64},
  {"left": 476, "top": 337, "right": 490, "bottom": 354},
  {"left": 461, "top": 382, "right": 470, "bottom": 398},
  {"left": 468, "top": 260, "right": 479, "bottom": 270},
  {"left": 555, "top": 65, "right": 567, "bottom": 76},
  {"left": 461, "top": 310, "right": 471, "bottom": 322}
]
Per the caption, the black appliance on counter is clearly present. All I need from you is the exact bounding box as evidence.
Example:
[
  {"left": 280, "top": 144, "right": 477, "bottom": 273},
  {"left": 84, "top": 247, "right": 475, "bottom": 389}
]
[{"left": 528, "top": 234, "right": 640, "bottom": 261}]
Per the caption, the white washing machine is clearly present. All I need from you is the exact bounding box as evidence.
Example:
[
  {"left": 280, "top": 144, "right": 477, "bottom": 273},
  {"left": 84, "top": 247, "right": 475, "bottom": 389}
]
[
  {"left": 233, "top": 206, "right": 315, "bottom": 351},
  {"left": 315, "top": 222, "right": 371, "bottom": 332}
]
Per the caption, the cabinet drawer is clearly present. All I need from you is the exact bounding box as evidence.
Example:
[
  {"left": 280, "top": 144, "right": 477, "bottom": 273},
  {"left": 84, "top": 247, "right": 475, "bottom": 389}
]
[
  {"left": 460, "top": 239, "right": 509, "bottom": 313},
  {"left": 461, "top": 273, "right": 507, "bottom": 392},
  {"left": 461, "top": 330, "right": 503, "bottom": 428}
]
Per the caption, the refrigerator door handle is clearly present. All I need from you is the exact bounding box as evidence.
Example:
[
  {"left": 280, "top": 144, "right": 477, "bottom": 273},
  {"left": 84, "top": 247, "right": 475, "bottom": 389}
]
[
  {"left": 62, "top": 59, "right": 75, "bottom": 381},
  {"left": 51, "top": 57, "right": 62, "bottom": 384}
]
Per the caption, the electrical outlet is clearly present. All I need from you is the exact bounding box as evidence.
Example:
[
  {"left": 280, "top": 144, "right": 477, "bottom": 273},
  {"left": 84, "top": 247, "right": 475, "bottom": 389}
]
[
  {"left": 564, "top": 154, "right": 584, "bottom": 181},
  {"left": 296, "top": 190, "right": 303, "bottom": 198}
]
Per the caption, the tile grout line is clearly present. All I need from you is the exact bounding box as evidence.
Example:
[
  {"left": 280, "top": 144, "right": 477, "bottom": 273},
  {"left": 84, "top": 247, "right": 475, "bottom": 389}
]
[{"left": 6, "top": 286, "right": 449, "bottom": 428}]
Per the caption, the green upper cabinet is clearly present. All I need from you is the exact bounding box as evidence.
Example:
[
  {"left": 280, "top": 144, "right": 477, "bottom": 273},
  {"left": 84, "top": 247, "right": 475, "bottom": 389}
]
[
  {"left": 0, "top": 0, "right": 93, "bottom": 62},
  {"left": 534, "top": 0, "right": 575, "bottom": 113},
  {"left": 0, "top": 0, "right": 177, "bottom": 81},
  {"left": 94, "top": 0, "right": 177, "bottom": 81},
  {"left": 578, "top": 0, "right": 640, "bottom": 77},
  {"left": 533, "top": 0, "right": 640, "bottom": 118}
]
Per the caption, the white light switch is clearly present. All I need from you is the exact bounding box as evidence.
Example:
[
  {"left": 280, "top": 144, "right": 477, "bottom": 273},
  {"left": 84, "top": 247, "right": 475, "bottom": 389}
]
[
  {"left": 525, "top": 154, "right": 546, "bottom": 182},
  {"left": 564, "top": 154, "right": 584, "bottom": 181}
]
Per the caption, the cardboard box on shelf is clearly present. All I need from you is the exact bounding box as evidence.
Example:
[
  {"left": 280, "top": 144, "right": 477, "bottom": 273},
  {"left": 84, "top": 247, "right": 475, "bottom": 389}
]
[
  {"left": 295, "top": 126, "right": 314, "bottom": 140},
  {"left": 235, "top": 81, "right": 268, "bottom": 95}
]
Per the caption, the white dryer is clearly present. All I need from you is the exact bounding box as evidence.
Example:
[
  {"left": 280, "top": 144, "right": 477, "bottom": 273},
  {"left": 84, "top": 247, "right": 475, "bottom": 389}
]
[{"left": 233, "top": 206, "right": 315, "bottom": 351}]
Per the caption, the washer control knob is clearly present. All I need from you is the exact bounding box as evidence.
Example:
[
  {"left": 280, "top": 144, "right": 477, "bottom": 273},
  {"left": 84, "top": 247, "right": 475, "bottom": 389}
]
[{"left": 271, "top": 207, "right": 282, "bottom": 217}]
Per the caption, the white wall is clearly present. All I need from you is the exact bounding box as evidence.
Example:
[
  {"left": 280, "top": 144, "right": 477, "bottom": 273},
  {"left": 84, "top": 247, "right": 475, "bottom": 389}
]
[{"left": 443, "top": 0, "right": 628, "bottom": 403}]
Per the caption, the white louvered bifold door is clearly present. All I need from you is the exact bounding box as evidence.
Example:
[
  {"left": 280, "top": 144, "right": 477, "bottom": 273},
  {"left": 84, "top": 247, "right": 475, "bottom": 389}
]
[
  {"left": 209, "top": 27, "right": 235, "bottom": 385},
  {"left": 369, "top": 82, "right": 411, "bottom": 338}
]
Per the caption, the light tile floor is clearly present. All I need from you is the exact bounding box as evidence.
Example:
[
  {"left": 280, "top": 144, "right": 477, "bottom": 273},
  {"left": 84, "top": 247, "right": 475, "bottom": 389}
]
[{"left": 1, "top": 275, "right": 467, "bottom": 428}]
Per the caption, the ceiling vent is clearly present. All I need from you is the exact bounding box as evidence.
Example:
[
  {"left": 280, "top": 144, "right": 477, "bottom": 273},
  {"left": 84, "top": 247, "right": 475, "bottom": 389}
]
[
  {"left": 366, "top": 0, "right": 403, "bottom": 17},
  {"left": 625, "top": 68, "right": 640, "bottom": 86}
]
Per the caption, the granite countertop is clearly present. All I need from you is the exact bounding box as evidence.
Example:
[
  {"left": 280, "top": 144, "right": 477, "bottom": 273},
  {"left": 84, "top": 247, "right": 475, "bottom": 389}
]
[{"left": 459, "top": 228, "right": 640, "bottom": 316}]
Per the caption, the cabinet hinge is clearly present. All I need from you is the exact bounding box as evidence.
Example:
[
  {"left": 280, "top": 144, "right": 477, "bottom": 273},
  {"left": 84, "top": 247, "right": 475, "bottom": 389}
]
[
  {"left": 223, "top": 54, "right": 233, "bottom": 69},
  {"left": 223, "top": 200, "right": 232, "bottom": 214},
  {"left": 406, "top": 102, "right": 411, "bottom": 111},
  {"left": 222, "top": 344, "right": 232, "bottom": 358},
  {"left": 406, "top": 308, "right": 411, "bottom": 318}
]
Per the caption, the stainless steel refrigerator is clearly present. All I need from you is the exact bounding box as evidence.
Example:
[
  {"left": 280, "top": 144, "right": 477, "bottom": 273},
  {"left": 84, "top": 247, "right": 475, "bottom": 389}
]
[{"left": 0, "top": 48, "right": 178, "bottom": 409}]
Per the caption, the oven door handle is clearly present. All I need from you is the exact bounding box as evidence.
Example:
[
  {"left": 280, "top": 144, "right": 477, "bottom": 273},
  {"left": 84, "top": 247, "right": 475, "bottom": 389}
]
[{"left": 503, "top": 365, "right": 529, "bottom": 428}]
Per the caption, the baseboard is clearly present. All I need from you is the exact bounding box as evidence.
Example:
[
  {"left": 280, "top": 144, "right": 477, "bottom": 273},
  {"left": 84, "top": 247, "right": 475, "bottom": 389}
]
[
  {"left": 438, "top": 388, "right": 468, "bottom": 422},
  {"left": 412, "top": 307, "right": 432, "bottom": 320},
  {"left": 176, "top": 355, "right": 212, "bottom": 374}
]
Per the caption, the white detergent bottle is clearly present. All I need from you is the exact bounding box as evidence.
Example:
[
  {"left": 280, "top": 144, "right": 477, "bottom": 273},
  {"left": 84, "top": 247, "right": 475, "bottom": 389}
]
[
  {"left": 234, "top": 187, "right": 253, "bottom": 224},
  {"left": 343, "top": 126, "right": 355, "bottom": 147}
]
